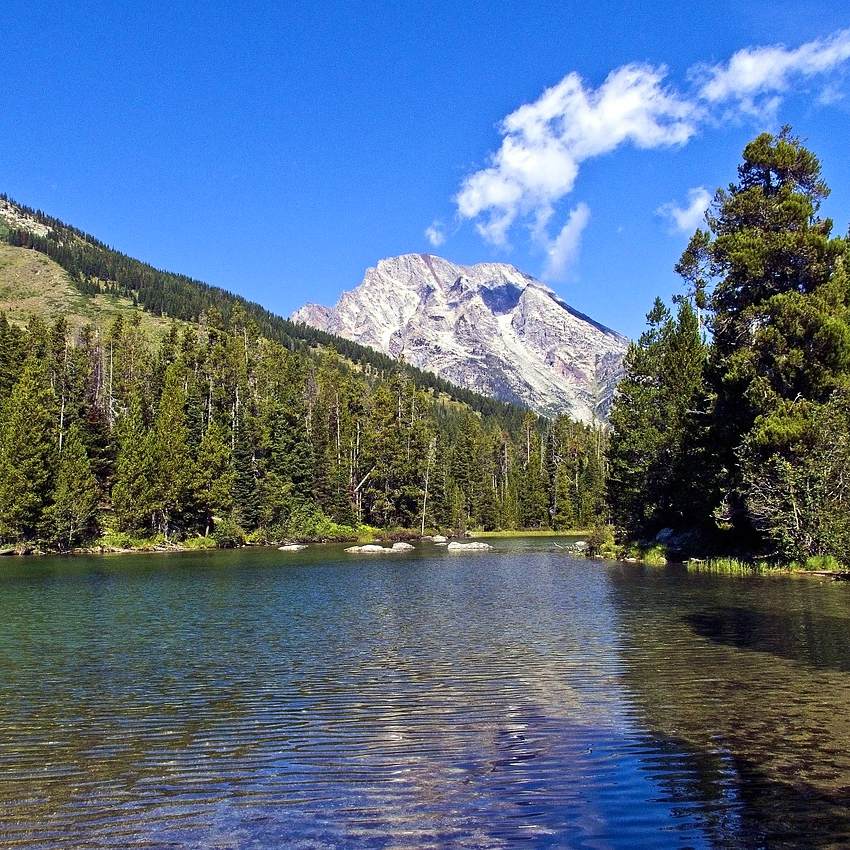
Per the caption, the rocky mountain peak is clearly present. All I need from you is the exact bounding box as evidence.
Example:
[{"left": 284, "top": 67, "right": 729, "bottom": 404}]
[{"left": 293, "top": 254, "right": 628, "bottom": 421}]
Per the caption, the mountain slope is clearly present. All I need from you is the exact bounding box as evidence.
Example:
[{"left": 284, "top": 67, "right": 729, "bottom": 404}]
[
  {"left": 294, "top": 254, "right": 628, "bottom": 421},
  {"left": 0, "top": 241, "right": 176, "bottom": 339},
  {"left": 0, "top": 196, "right": 523, "bottom": 423}
]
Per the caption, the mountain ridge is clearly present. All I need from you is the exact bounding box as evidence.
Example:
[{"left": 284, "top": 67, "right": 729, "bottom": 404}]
[{"left": 294, "top": 253, "right": 627, "bottom": 421}]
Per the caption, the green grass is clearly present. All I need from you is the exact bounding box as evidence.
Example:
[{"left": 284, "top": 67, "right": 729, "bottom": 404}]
[
  {"left": 687, "top": 557, "right": 785, "bottom": 575},
  {"left": 0, "top": 242, "right": 179, "bottom": 341},
  {"left": 181, "top": 536, "right": 220, "bottom": 551},
  {"left": 791, "top": 554, "right": 845, "bottom": 572},
  {"left": 95, "top": 530, "right": 169, "bottom": 551}
]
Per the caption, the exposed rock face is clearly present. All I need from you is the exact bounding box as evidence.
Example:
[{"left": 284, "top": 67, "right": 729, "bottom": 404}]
[{"left": 293, "top": 254, "right": 627, "bottom": 421}]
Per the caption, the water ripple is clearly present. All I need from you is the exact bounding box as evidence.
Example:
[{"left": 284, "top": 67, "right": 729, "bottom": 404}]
[{"left": 0, "top": 543, "right": 848, "bottom": 848}]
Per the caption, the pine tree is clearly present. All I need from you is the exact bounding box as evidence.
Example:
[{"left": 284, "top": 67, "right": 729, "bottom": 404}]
[
  {"left": 606, "top": 299, "right": 706, "bottom": 536},
  {"left": 152, "top": 363, "right": 195, "bottom": 537},
  {"left": 676, "top": 128, "right": 850, "bottom": 553},
  {"left": 232, "top": 406, "right": 260, "bottom": 531},
  {"left": 42, "top": 423, "right": 99, "bottom": 548},
  {"left": 193, "top": 418, "right": 234, "bottom": 535},
  {"left": 112, "top": 395, "right": 157, "bottom": 533},
  {"left": 0, "top": 358, "right": 56, "bottom": 541}
]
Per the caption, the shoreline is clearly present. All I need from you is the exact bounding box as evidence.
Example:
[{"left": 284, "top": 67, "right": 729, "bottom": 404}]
[{"left": 0, "top": 528, "right": 594, "bottom": 558}]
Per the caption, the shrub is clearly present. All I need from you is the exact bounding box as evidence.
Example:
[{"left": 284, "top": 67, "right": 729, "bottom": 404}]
[
  {"left": 211, "top": 518, "right": 246, "bottom": 549},
  {"left": 585, "top": 524, "right": 617, "bottom": 559},
  {"left": 642, "top": 545, "right": 668, "bottom": 566}
]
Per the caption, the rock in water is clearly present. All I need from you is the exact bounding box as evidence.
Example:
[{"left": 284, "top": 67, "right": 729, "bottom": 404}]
[
  {"left": 278, "top": 544, "right": 308, "bottom": 551},
  {"left": 391, "top": 542, "right": 415, "bottom": 551},
  {"left": 293, "top": 254, "right": 627, "bottom": 421},
  {"left": 446, "top": 541, "right": 493, "bottom": 552}
]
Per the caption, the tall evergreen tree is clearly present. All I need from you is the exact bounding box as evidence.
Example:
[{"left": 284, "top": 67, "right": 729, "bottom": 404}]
[
  {"left": 112, "top": 394, "right": 157, "bottom": 533},
  {"left": 151, "top": 363, "right": 194, "bottom": 537},
  {"left": 42, "top": 423, "right": 99, "bottom": 548},
  {"left": 0, "top": 358, "right": 56, "bottom": 541},
  {"left": 193, "top": 418, "right": 234, "bottom": 535},
  {"left": 676, "top": 128, "right": 850, "bottom": 554}
]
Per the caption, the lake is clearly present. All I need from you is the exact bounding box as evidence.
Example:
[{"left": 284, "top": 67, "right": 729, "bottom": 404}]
[{"left": 1, "top": 539, "right": 849, "bottom": 849}]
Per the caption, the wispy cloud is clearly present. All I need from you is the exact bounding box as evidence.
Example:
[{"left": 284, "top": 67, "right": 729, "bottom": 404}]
[
  {"left": 657, "top": 186, "right": 711, "bottom": 233},
  {"left": 695, "top": 29, "right": 850, "bottom": 107},
  {"left": 424, "top": 220, "right": 445, "bottom": 247},
  {"left": 544, "top": 202, "right": 590, "bottom": 280},
  {"left": 447, "top": 29, "right": 850, "bottom": 276}
]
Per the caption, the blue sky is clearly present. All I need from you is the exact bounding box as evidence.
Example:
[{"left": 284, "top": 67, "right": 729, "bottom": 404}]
[{"left": 2, "top": 1, "right": 850, "bottom": 338}]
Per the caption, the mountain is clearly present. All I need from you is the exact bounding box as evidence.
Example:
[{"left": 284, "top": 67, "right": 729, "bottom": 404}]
[
  {"left": 0, "top": 196, "right": 523, "bottom": 423},
  {"left": 293, "top": 254, "right": 628, "bottom": 421}
]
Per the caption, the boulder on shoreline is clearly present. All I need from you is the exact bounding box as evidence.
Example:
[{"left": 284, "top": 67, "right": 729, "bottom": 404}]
[
  {"left": 345, "top": 541, "right": 417, "bottom": 554},
  {"left": 446, "top": 541, "right": 493, "bottom": 552}
]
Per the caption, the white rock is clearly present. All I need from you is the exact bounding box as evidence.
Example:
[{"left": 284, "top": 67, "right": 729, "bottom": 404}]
[
  {"left": 391, "top": 542, "right": 415, "bottom": 551},
  {"left": 345, "top": 544, "right": 392, "bottom": 554},
  {"left": 446, "top": 541, "right": 493, "bottom": 552},
  {"left": 293, "top": 253, "right": 627, "bottom": 420},
  {"left": 278, "top": 544, "right": 308, "bottom": 551},
  {"left": 431, "top": 534, "right": 448, "bottom": 543}
]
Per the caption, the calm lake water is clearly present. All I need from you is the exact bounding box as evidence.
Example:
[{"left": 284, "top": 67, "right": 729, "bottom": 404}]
[{"left": 1, "top": 539, "right": 849, "bottom": 849}]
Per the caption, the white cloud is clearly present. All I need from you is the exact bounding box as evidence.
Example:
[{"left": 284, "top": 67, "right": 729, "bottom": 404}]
[
  {"left": 657, "top": 186, "right": 711, "bottom": 233},
  {"left": 544, "top": 202, "right": 590, "bottom": 280},
  {"left": 424, "top": 220, "right": 445, "bottom": 247},
  {"left": 449, "top": 29, "right": 850, "bottom": 274},
  {"left": 696, "top": 29, "right": 850, "bottom": 106},
  {"left": 455, "top": 64, "right": 698, "bottom": 252}
]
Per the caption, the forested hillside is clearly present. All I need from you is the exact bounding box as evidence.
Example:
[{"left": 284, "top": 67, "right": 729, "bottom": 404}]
[
  {"left": 0, "top": 195, "right": 519, "bottom": 420},
  {"left": 607, "top": 129, "right": 850, "bottom": 567},
  {"left": 0, "top": 201, "right": 607, "bottom": 550}
]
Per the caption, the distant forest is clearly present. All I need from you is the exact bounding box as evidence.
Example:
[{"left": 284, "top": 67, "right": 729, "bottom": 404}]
[{"left": 0, "top": 202, "right": 607, "bottom": 549}]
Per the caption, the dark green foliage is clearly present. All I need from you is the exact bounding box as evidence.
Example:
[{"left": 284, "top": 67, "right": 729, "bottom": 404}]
[
  {"left": 612, "top": 128, "right": 850, "bottom": 564},
  {"left": 607, "top": 299, "right": 707, "bottom": 537},
  {"left": 111, "top": 394, "right": 157, "bottom": 532},
  {"left": 193, "top": 419, "right": 234, "bottom": 535},
  {"left": 0, "top": 358, "right": 56, "bottom": 540},
  {"left": 42, "top": 423, "right": 99, "bottom": 548}
]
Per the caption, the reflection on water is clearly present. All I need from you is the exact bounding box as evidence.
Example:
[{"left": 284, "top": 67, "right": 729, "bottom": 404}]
[
  {"left": 0, "top": 543, "right": 848, "bottom": 848},
  {"left": 608, "top": 564, "right": 850, "bottom": 849}
]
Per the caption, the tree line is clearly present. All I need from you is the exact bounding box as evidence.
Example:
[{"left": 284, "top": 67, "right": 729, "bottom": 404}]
[
  {"left": 607, "top": 129, "right": 850, "bottom": 564},
  {"left": 0, "top": 307, "right": 606, "bottom": 550}
]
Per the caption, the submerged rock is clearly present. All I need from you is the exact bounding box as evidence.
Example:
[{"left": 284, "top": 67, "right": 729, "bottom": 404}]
[
  {"left": 278, "top": 544, "right": 308, "bottom": 551},
  {"left": 446, "top": 541, "right": 493, "bottom": 552}
]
